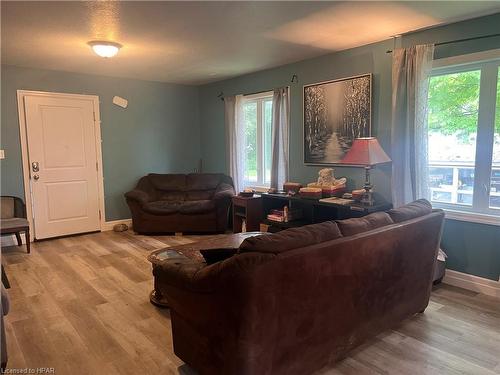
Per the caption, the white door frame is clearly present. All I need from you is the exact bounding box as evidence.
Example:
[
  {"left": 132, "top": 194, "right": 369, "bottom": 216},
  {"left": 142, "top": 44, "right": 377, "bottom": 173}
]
[{"left": 16, "top": 90, "right": 106, "bottom": 241}]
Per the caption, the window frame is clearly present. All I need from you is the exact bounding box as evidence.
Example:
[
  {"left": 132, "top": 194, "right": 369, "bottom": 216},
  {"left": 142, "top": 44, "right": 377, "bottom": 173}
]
[
  {"left": 428, "top": 50, "right": 500, "bottom": 225},
  {"left": 242, "top": 91, "right": 274, "bottom": 189}
]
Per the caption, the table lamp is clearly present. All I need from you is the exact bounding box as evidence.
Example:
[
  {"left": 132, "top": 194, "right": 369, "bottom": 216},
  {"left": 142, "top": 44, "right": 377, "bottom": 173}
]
[{"left": 341, "top": 137, "right": 391, "bottom": 205}]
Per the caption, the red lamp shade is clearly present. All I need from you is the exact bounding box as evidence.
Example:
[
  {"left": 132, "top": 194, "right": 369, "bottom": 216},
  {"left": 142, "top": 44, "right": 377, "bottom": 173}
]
[{"left": 341, "top": 137, "right": 391, "bottom": 166}]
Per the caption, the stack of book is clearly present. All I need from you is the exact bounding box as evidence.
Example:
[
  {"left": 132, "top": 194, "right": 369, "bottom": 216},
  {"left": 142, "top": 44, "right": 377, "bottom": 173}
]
[{"left": 267, "top": 207, "right": 303, "bottom": 223}]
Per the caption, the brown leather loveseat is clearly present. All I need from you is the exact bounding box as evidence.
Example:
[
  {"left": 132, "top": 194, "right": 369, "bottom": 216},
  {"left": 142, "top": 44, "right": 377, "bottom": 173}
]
[
  {"left": 155, "top": 200, "right": 444, "bottom": 374},
  {"left": 125, "top": 173, "right": 235, "bottom": 234}
]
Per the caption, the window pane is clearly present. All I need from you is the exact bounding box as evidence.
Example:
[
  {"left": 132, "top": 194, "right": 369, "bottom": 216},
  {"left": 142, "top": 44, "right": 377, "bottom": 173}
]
[
  {"left": 243, "top": 102, "right": 257, "bottom": 182},
  {"left": 428, "top": 70, "right": 481, "bottom": 206},
  {"left": 457, "top": 167, "right": 474, "bottom": 206},
  {"left": 489, "top": 70, "right": 500, "bottom": 209},
  {"left": 429, "top": 167, "right": 453, "bottom": 203},
  {"left": 264, "top": 99, "right": 273, "bottom": 184}
]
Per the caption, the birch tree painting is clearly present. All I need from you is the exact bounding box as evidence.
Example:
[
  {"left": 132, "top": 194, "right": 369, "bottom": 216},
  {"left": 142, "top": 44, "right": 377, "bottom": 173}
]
[{"left": 304, "top": 74, "right": 371, "bottom": 164}]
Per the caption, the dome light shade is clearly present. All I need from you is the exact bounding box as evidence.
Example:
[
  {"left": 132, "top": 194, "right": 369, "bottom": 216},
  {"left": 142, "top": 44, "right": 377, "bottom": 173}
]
[{"left": 88, "top": 41, "right": 122, "bottom": 58}]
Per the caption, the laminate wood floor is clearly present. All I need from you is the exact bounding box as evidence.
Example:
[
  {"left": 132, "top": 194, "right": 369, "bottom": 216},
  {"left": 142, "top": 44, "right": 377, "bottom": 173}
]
[{"left": 2, "top": 230, "right": 499, "bottom": 375}]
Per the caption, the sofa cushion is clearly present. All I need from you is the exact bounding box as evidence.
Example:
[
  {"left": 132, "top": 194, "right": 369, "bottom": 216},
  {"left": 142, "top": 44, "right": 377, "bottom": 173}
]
[
  {"left": 157, "top": 191, "right": 186, "bottom": 202},
  {"left": 239, "top": 221, "right": 342, "bottom": 254},
  {"left": 143, "top": 201, "right": 180, "bottom": 215},
  {"left": 148, "top": 174, "right": 186, "bottom": 191},
  {"left": 388, "top": 199, "right": 432, "bottom": 223},
  {"left": 186, "top": 190, "right": 215, "bottom": 201},
  {"left": 187, "top": 173, "right": 222, "bottom": 191},
  {"left": 336, "top": 212, "right": 393, "bottom": 236},
  {"left": 179, "top": 200, "right": 216, "bottom": 214}
]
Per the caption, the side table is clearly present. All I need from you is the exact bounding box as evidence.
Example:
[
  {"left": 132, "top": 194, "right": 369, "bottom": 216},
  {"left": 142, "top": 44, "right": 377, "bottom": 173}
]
[{"left": 232, "top": 195, "right": 263, "bottom": 233}]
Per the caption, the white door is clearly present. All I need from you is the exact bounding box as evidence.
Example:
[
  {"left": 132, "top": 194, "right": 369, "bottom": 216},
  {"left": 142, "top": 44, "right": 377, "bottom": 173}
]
[{"left": 23, "top": 94, "right": 101, "bottom": 239}]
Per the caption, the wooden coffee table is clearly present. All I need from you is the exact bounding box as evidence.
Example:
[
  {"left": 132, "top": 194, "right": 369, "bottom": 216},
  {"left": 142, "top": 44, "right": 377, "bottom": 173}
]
[{"left": 147, "top": 232, "right": 266, "bottom": 307}]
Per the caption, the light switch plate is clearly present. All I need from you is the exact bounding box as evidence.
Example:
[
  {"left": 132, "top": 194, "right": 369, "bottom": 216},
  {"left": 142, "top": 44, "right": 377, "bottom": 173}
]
[
  {"left": 0, "top": 150, "right": 5, "bottom": 159},
  {"left": 113, "top": 96, "right": 128, "bottom": 108}
]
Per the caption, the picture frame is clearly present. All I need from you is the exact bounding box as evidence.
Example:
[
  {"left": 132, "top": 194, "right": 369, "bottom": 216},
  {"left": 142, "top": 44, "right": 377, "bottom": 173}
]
[{"left": 303, "top": 73, "right": 372, "bottom": 165}]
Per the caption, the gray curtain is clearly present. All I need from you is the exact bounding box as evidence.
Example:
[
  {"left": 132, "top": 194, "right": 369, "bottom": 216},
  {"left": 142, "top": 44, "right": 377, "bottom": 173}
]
[
  {"left": 270, "top": 87, "right": 290, "bottom": 190},
  {"left": 391, "top": 44, "right": 434, "bottom": 207}
]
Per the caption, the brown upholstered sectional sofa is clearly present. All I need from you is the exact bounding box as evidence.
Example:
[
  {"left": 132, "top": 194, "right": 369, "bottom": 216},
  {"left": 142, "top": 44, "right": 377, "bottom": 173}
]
[
  {"left": 155, "top": 200, "right": 444, "bottom": 375},
  {"left": 125, "top": 173, "right": 235, "bottom": 234}
]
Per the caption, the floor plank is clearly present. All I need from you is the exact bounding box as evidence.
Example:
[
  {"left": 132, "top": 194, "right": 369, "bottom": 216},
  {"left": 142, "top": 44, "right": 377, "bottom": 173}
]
[{"left": 2, "top": 230, "right": 500, "bottom": 374}]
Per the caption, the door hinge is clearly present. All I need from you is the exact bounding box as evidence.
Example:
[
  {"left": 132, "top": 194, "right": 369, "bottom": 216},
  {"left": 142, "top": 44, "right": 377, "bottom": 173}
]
[
  {"left": 96, "top": 161, "right": 98, "bottom": 171},
  {"left": 98, "top": 210, "right": 102, "bottom": 220}
]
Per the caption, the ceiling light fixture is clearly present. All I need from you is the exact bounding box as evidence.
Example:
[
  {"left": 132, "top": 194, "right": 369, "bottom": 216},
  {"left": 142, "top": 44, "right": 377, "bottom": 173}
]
[{"left": 88, "top": 41, "right": 122, "bottom": 58}]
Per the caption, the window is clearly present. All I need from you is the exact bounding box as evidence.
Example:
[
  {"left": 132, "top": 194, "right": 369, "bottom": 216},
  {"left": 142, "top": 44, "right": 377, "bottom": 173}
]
[
  {"left": 242, "top": 92, "right": 273, "bottom": 187},
  {"left": 427, "top": 55, "right": 500, "bottom": 219}
]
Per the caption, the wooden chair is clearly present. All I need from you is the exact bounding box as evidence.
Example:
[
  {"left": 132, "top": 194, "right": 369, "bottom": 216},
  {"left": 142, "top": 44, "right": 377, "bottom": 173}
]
[{"left": 0, "top": 196, "right": 30, "bottom": 253}]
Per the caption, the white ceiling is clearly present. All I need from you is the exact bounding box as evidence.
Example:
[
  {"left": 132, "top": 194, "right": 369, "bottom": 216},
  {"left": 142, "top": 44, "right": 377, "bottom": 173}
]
[{"left": 2, "top": 1, "right": 500, "bottom": 85}]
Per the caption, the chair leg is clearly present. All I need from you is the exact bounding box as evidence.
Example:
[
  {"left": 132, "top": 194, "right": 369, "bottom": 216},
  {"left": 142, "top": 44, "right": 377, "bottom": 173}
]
[
  {"left": 25, "top": 228, "right": 30, "bottom": 254},
  {"left": 15, "top": 232, "right": 22, "bottom": 246}
]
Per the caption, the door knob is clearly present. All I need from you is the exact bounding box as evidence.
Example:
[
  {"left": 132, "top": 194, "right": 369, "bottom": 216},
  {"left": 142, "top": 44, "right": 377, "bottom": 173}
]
[
  {"left": 33, "top": 174, "right": 39, "bottom": 181},
  {"left": 32, "top": 161, "right": 39, "bottom": 172}
]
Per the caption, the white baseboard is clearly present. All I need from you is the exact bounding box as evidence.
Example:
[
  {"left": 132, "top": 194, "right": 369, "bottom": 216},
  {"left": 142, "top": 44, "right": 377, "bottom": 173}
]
[
  {"left": 1, "top": 220, "right": 132, "bottom": 246},
  {"left": 102, "top": 219, "right": 133, "bottom": 231},
  {"left": 1, "top": 232, "right": 27, "bottom": 247},
  {"left": 442, "top": 269, "right": 500, "bottom": 298}
]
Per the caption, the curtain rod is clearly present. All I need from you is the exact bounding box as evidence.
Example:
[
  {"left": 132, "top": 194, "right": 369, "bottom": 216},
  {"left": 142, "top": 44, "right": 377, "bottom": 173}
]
[
  {"left": 243, "top": 89, "right": 275, "bottom": 97},
  {"left": 218, "top": 88, "right": 276, "bottom": 101},
  {"left": 218, "top": 89, "right": 273, "bottom": 101},
  {"left": 218, "top": 75, "right": 298, "bottom": 100},
  {"left": 385, "top": 33, "right": 500, "bottom": 54}
]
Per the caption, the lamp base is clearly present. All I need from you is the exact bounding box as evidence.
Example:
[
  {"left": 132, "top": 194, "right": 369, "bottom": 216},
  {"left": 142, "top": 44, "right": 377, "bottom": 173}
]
[
  {"left": 360, "top": 166, "right": 375, "bottom": 206},
  {"left": 360, "top": 190, "right": 375, "bottom": 206}
]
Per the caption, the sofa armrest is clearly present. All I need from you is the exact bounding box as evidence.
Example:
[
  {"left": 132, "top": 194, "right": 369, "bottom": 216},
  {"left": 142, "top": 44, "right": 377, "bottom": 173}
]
[
  {"left": 154, "top": 259, "right": 219, "bottom": 294},
  {"left": 124, "top": 189, "right": 151, "bottom": 205},
  {"left": 214, "top": 183, "right": 235, "bottom": 201}
]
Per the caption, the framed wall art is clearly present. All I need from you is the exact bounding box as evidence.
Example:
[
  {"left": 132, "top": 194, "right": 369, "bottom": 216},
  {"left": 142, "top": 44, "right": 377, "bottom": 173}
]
[{"left": 303, "top": 74, "right": 372, "bottom": 165}]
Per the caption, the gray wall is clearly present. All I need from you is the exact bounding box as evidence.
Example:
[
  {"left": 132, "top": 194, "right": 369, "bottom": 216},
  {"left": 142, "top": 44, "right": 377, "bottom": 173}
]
[
  {"left": 1, "top": 65, "right": 201, "bottom": 220},
  {"left": 198, "top": 13, "right": 500, "bottom": 281}
]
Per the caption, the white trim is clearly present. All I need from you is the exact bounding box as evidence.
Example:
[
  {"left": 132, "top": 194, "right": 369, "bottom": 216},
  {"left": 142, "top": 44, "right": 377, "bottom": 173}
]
[
  {"left": 16, "top": 90, "right": 106, "bottom": 241},
  {"left": 242, "top": 93, "right": 274, "bottom": 187},
  {"left": 443, "top": 209, "right": 500, "bottom": 226},
  {"left": 101, "top": 219, "right": 133, "bottom": 231},
  {"left": 433, "top": 48, "right": 500, "bottom": 69},
  {"left": 1, "top": 220, "right": 131, "bottom": 245},
  {"left": 442, "top": 269, "right": 500, "bottom": 298},
  {"left": 428, "top": 56, "right": 500, "bottom": 220}
]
